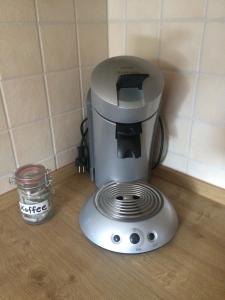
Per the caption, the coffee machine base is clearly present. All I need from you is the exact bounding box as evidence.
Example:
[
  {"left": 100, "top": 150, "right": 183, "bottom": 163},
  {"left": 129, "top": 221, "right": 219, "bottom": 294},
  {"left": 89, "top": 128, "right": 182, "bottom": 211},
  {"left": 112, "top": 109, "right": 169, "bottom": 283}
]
[{"left": 79, "top": 182, "right": 178, "bottom": 254}]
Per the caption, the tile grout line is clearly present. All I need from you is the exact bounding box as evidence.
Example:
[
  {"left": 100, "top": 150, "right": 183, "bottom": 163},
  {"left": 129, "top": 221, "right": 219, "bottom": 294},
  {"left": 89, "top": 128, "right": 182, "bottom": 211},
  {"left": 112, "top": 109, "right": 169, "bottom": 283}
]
[
  {"left": 34, "top": 0, "right": 58, "bottom": 169},
  {"left": 163, "top": 152, "right": 225, "bottom": 179},
  {"left": 0, "top": 81, "right": 19, "bottom": 168},
  {"left": 107, "top": 0, "right": 110, "bottom": 56},
  {"left": 106, "top": 0, "right": 110, "bottom": 58},
  {"left": 0, "top": 20, "right": 111, "bottom": 25},
  {"left": 166, "top": 150, "right": 189, "bottom": 160},
  {"left": 0, "top": 64, "right": 96, "bottom": 83},
  {"left": 0, "top": 107, "right": 83, "bottom": 132},
  {"left": 0, "top": 145, "right": 79, "bottom": 182},
  {"left": 160, "top": 111, "right": 225, "bottom": 128},
  {"left": 73, "top": 0, "right": 85, "bottom": 119},
  {"left": 186, "top": 0, "right": 209, "bottom": 174},
  {"left": 38, "top": 156, "right": 56, "bottom": 169},
  {"left": 188, "top": 159, "right": 225, "bottom": 173},
  {"left": 52, "top": 143, "right": 81, "bottom": 167},
  {"left": 0, "top": 17, "right": 224, "bottom": 25},
  {"left": 1, "top": 159, "right": 225, "bottom": 183},
  {"left": 99, "top": 17, "right": 225, "bottom": 23},
  {"left": 124, "top": 0, "right": 128, "bottom": 54},
  {"left": 157, "top": 0, "right": 164, "bottom": 65},
  {"left": 160, "top": 68, "right": 225, "bottom": 78},
  {"left": 2, "top": 66, "right": 225, "bottom": 84},
  {"left": 0, "top": 105, "right": 223, "bottom": 135},
  {"left": 0, "top": 144, "right": 79, "bottom": 182}
]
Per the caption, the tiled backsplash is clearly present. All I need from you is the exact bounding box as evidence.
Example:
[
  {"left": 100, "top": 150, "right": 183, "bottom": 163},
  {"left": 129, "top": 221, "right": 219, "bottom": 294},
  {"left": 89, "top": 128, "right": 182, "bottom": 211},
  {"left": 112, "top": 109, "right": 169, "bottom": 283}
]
[
  {"left": 0, "top": 0, "right": 108, "bottom": 194},
  {"left": 108, "top": 0, "right": 225, "bottom": 189},
  {"left": 1, "top": 0, "right": 225, "bottom": 194}
]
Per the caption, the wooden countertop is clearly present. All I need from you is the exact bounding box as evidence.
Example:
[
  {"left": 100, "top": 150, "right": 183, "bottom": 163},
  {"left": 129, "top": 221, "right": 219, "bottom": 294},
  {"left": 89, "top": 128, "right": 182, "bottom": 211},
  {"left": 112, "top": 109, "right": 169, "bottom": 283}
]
[{"left": 1, "top": 172, "right": 225, "bottom": 300}]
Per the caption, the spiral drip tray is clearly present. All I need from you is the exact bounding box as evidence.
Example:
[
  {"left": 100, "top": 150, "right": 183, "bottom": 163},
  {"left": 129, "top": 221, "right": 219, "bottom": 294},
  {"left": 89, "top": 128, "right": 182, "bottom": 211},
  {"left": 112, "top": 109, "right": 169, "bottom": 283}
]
[
  {"left": 80, "top": 181, "right": 178, "bottom": 254},
  {"left": 95, "top": 182, "right": 164, "bottom": 222}
]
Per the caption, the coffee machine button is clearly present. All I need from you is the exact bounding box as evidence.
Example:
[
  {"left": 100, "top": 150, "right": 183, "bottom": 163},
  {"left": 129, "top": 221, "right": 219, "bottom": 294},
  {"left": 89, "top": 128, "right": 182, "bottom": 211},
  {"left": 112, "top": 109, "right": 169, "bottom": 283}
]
[
  {"left": 113, "top": 235, "right": 120, "bottom": 243},
  {"left": 148, "top": 232, "right": 156, "bottom": 241},
  {"left": 130, "top": 233, "right": 140, "bottom": 244}
]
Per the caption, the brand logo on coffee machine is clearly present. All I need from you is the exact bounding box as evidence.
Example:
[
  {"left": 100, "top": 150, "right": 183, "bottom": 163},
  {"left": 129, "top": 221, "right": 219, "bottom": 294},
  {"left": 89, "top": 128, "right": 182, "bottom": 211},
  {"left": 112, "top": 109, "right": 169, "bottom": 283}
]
[{"left": 19, "top": 200, "right": 49, "bottom": 215}]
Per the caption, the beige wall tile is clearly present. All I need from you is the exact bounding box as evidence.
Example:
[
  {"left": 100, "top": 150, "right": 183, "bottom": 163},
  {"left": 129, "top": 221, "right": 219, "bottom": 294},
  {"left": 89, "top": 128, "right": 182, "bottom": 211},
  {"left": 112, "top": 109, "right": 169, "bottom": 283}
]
[
  {"left": 13, "top": 119, "right": 53, "bottom": 165},
  {"left": 108, "top": 0, "right": 125, "bottom": 20},
  {"left": 187, "top": 160, "right": 225, "bottom": 189},
  {"left": 127, "top": 0, "right": 161, "bottom": 20},
  {"left": 162, "top": 152, "right": 187, "bottom": 173},
  {"left": 0, "top": 94, "right": 7, "bottom": 131},
  {"left": 78, "top": 23, "right": 108, "bottom": 66},
  {"left": 0, "top": 131, "right": 15, "bottom": 176},
  {"left": 0, "top": 0, "right": 36, "bottom": 22},
  {"left": 126, "top": 22, "right": 160, "bottom": 62},
  {"left": 3, "top": 76, "right": 48, "bottom": 127},
  {"left": 40, "top": 24, "right": 78, "bottom": 72},
  {"left": 159, "top": 22, "right": 203, "bottom": 72},
  {"left": 108, "top": 22, "right": 125, "bottom": 57},
  {"left": 163, "top": 0, "right": 205, "bottom": 18},
  {"left": 57, "top": 147, "right": 77, "bottom": 168},
  {"left": 37, "top": 0, "right": 75, "bottom": 22},
  {"left": 162, "top": 71, "right": 195, "bottom": 118},
  {"left": 195, "top": 75, "right": 225, "bottom": 124},
  {"left": 165, "top": 115, "right": 191, "bottom": 155},
  {"left": 53, "top": 110, "right": 82, "bottom": 152},
  {"left": 81, "top": 66, "right": 94, "bottom": 101},
  {"left": 190, "top": 121, "right": 225, "bottom": 168},
  {"left": 207, "top": 0, "right": 225, "bottom": 18},
  {"left": 201, "top": 23, "right": 225, "bottom": 75},
  {"left": 76, "top": 0, "right": 107, "bottom": 22},
  {"left": 0, "top": 24, "right": 42, "bottom": 79},
  {"left": 39, "top": 157, "right": 56, "bottom": 171},
  {"left": 0, "top": 176, "right": 14, "bottom": 195},
  {"left": 47, "top": 69, "right": 81, "bottom": 116}
]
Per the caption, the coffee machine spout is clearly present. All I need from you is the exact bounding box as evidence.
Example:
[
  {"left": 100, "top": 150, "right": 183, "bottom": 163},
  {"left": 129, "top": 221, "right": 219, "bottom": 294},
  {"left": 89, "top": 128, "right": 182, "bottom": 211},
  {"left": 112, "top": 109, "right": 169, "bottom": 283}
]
[{"left": 116, "top": 123, "right": 142, "bottom": 159}]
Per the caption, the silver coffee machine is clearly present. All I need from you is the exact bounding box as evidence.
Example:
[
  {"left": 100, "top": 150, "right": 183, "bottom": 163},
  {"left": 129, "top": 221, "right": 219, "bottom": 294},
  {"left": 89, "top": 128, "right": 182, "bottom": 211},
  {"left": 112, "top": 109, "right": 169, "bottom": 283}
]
[{"left": 80, "top": 56, "right": 178, "bottom": 254}]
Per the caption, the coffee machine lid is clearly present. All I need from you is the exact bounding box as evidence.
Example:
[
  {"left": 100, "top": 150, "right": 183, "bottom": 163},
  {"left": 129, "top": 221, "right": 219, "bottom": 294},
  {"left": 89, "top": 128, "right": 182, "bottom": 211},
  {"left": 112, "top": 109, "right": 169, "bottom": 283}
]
[{"left": 90, "top": 56, "right": 164, "bottom": 123}]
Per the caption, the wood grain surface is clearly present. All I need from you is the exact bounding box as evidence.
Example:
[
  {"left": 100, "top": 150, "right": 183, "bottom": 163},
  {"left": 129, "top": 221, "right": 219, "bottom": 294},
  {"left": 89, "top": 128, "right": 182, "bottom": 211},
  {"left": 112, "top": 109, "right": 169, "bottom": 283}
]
[{"left": 0, "top": 173, "right": 225, "bottom": 300}]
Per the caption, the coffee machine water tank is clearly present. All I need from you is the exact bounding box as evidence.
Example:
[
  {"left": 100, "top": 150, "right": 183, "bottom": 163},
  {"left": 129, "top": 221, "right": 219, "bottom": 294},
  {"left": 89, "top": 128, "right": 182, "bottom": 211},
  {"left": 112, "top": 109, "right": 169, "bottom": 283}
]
[{"left": 87, "top": 56, "right": 164, "bottom": 188}]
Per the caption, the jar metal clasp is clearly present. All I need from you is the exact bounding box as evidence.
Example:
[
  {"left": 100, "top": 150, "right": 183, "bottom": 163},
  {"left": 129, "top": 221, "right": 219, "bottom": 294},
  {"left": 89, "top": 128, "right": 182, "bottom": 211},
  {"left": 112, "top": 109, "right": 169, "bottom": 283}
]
[
  {"left": 44, "top": 169, "right": 53, "bottom": 187},
  {"left": 9, "top": 176, "right": 16, "bottom": 185}
]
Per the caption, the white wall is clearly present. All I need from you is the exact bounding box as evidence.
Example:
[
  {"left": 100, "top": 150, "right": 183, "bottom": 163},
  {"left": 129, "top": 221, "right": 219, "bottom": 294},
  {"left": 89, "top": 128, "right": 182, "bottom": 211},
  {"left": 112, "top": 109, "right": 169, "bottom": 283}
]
[{"left": 108, "top": 0, "right": 225, "bottom": 189}]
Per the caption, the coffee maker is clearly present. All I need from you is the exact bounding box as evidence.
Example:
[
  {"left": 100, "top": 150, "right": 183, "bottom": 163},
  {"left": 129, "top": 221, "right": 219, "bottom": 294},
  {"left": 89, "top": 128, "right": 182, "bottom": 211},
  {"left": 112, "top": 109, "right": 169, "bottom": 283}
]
[{"left": 79, "top": 56, "right": 178, "bottom": 254}]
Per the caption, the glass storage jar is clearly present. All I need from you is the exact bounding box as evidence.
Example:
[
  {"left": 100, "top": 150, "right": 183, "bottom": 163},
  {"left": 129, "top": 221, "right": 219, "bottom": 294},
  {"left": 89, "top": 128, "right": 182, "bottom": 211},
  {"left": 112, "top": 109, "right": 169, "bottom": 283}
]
[{"left": 9, "top": 164, "right": 53, "bottom": 224}]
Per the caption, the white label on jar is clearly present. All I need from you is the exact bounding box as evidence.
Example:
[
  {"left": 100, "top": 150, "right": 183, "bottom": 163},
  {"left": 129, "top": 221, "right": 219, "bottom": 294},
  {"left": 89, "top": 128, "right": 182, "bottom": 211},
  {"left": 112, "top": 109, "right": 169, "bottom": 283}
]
[{"left": 19, "top": 200, "right": 49, "bottom": 215}]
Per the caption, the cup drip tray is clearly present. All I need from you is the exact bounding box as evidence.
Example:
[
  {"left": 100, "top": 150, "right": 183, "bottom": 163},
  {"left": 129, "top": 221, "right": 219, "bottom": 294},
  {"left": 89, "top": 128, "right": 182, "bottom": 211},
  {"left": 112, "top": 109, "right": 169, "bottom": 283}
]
[
  {"left": 79, "top": 181, "right": 178, "bottom": 254},
  {"left": 95, "top": 182, "right": 164, "bottom": 222}
]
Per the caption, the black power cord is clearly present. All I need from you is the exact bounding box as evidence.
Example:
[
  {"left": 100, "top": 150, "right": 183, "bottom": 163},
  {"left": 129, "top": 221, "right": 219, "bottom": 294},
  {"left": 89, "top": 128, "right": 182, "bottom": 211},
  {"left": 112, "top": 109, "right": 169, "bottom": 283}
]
[
  {"left": 75, "top": 115, "right": 166, "bottom": 173},
  {"left": 151, "top": 115, "right": 166, "bottom": 169},
  {"left": 75, "top": 118, "right": 90, "bottom": 173}
]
